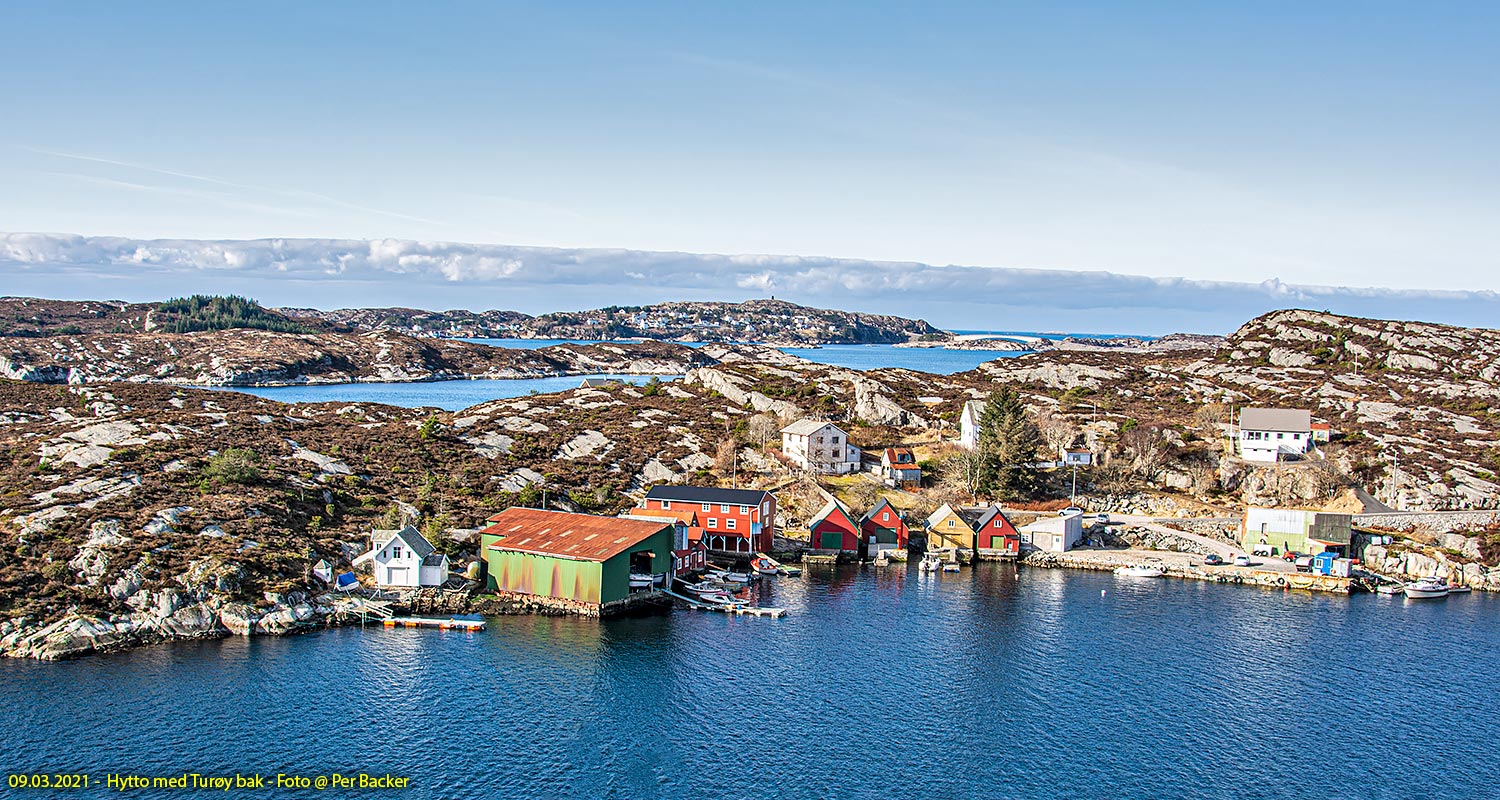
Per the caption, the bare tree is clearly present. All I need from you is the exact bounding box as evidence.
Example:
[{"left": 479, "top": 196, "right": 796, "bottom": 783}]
[
  {"left": 938, "top": 448, "right": 985, "bottom": 498},
  {"left": 1194, "top": 402, "right": 1229, "bottom": 434},
  {"left": 748, "top": 413, "right": 780, "bottom": 448},
  {"left": 1035, "top": 407, "right": 1080, "bottom": 459},
  {"left": 1119, "top": 424, "right": 1172, "bottom": 485},
  {"left": 714, "top": 439, "right": 737, "bottom": 477}
]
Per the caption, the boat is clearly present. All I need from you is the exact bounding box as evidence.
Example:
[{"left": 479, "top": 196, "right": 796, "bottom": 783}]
[
  {"left": 752, "top": 557, "right": 780, "bottom": 576},
  {"left": 1114, "top": 564, "right": 1166, "bottom": 578},
  {"left": 941, "top": 562, "right": 960, "bottom": 573},
  {"left": 1375, "top": 583, "right": 1405, "bottom": 596},
  {"left": 777, "top": 565, "right": 802, "bottom": 577},
  {"left": 703, "top": 568, "right": 752, "bottom": 584},
  {"left": 697, "top": 591, "right": 749, "bottom": 606},
  {"left": 919, "top": 554, "right": 942, "bottom": 573},
  {"left": 1447, "top": 583, "right": 1472, "bottom": 594},
  {"left": 1404, "top": 577, "right": 1450, "bottom": 599},
  {"left": 628, "top": 573, "right": 655, "bottom": 589}
]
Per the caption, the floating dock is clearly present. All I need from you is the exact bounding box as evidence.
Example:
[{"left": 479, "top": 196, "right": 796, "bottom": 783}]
[
  {"left": 663, "top": 588, "right": 786, "bottom": 618},
  {"left": 382, "top": 616, "right": 487, "bottom": 631}
]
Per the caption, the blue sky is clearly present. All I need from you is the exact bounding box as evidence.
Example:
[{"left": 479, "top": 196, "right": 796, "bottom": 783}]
[{"left": 2, "top": 2, "right": 1498, "bottom": 331}]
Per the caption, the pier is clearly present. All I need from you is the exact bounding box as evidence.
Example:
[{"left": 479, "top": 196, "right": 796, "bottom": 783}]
[
  {"left": 382, "top": 616, "right": 487, "bottom": 631},
  {"left": 1021, "top": 548, "right": 1355, "bottom": 594},
  {"left": 662, "top": 588, "right": 787, "bottom": 617}
]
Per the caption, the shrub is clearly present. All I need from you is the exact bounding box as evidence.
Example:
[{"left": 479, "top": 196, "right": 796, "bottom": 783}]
[{"left": 201, "top": 448, "right": 262, "bottom": 486}]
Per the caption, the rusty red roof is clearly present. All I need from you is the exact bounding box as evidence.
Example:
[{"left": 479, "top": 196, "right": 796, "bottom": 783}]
[
  {"left": 481, "top": 508, "right": 671, "bottom": 562},
  {"left": 626, "top": 507, "right": 700, "bottom": 526}
]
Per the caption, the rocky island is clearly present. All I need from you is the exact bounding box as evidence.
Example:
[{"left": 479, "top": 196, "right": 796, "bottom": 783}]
[{"left": 2, "top": 302, "right": 1498, "bottom": 660}]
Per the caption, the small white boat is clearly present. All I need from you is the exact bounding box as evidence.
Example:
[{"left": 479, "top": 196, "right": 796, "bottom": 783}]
[
  {"left": 1375, "top": 584, "right": 1405, "bottom": 596},
  {"left": 778, "top": 565, "right": 803, "bottom": 577},
  {"left": 1114, "top": 564, "right": 1166, "bottom": 578},
  {"left": 752, "top": 557, "right": 780, "bottom": 576},
  {"left": 1404, "top": 577, "right": 1450, "bottom": 599},
  {"left": 1446, "top": 584, "right": 1472, "bottom": 594},
  {"left": 919, "top": 555, "right": 942, "bottom": 573},
  {"left": 941, "top": 562, "right": 960, "bottom": 573},
  {"left": 628, "top": 573, "right": 655, "bottom": 588},
  {"left": 697, "top": 591, "right": 749, "bottom": 606}
]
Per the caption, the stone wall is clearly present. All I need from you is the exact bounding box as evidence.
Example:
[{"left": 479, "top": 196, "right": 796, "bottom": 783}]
[{"left": 1354, "top": 510, "right": 1500, "bottom": 534}]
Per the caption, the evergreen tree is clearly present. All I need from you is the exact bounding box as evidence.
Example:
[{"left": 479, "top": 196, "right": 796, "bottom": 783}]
[{"left": 976, "top": 388, "right": 1042, "bottom": 500}]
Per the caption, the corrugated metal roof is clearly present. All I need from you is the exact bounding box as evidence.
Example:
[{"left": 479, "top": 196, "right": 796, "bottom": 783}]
[
  {"left": 781, "top": 418, "right": 840, "bottom": 436},
  {"left": 481, "top": 508, "right": 671, "bottom": 562},
  {"left": 1239, "top": 407, "right": 1311, "bottom": 432},
  {"left": 626, "top": 507, "right": 699, "bottom": 525},
  {"left": 644, "top": 485, "right": 771, "bottom": 505}
]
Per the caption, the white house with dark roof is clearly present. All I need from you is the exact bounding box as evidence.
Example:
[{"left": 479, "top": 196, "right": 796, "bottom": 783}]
[
  {"left": 1238, "top": 408, "right": 1313, "bottom": 463},
  {"left": 353, "top": 526, "right": 450, "bottom": 588},
  {"left": 780, "top": 419, "right": 861, "bottom": 474}
]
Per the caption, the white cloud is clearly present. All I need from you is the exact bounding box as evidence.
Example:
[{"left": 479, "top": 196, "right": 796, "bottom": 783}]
[{"left": 2, "top": 232, "right": 1497, "bottom": 334}]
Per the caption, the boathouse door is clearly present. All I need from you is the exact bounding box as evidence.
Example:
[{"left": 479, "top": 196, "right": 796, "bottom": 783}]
[{"left": 629, "top": 550, "right": 654, "bottom": 576}]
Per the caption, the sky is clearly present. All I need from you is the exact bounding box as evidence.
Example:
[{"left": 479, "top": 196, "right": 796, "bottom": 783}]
[{"left": 2, "top": 2, "right": 1498, "bottom": 333}]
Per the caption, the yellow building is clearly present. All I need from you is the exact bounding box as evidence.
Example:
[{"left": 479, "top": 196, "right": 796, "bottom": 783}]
[{"left": 925, "top": 503, "right": 978, "bottom": 550}]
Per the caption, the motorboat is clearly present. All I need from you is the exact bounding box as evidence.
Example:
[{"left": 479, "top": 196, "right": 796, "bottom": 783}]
[
  {"left": 628, "top": 573, "right": 655, "bottom": 589},
  {"left": 1375, "top": 583, "right": 1405, "bottom": 596},
  {"left": 752, "top": 557, "right": 781, "bottom": 576},
  {"left": 941, "top": 562, "right": 961, "bottom": 573},
  {"left": 1113, "top": 564, "right": 1166, "bottom": 578},
  {"left": 1446, "top": 583, "right": 1472, "bottom": 594},
  {"left": 919, "top": 555, "right": 942, "bottom": 573},
  {"left": 777, "top": 565, "right": 803, "bottom": 577},
  {"left": 1404, "top": 577, "right": 1450, "bottom": 599},
  {"left": 696, "top": 591, "right": 749, "bottom": 606}
]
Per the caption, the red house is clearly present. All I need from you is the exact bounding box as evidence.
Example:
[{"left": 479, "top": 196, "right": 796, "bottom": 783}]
[
  {"left": 972, "top": 506, "right": 1021, "bottom": 556},
  {"left": 642, "top": 485, "right": 777, "bottom": 554},
  {"left": 625, "top": 507, "right": 708, "bottom": 575},
  {"left": 808, "top": 498, "right": 861, "bottom": 552},
  {"left": 859, "top": 497, "right": 910, "bottom": 557}
]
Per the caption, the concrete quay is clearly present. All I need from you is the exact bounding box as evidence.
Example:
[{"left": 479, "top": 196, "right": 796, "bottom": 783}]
[{"left": 1020, "top": 547, "right": 1354, "bottom": 594}]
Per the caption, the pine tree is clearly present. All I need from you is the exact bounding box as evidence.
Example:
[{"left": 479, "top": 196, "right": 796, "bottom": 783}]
[{"left": 976, "top": 388, "right": 1042, "bottom": 500}]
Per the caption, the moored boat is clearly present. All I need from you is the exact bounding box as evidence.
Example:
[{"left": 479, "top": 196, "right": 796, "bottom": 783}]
[
  {"left": 919, "top": 554, "right": 941, "bottom": 573},
  {"left": 1404, "top": 577, "right": 1450, "bottom": 599},
  {"left": 1114, "top": 564, "right": 1166, "bottom": 578}
]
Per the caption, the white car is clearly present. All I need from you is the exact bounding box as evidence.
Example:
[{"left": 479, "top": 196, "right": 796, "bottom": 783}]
[
  {"left": 1060, "top": 506, "right": 1085, "bottom": 516},
  {"left": 1233, "top": 555, "right": 1252, "bottom": 567}
]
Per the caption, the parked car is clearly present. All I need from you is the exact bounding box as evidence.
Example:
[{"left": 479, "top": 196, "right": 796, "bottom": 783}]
[
  {"left": 1281, "top": 550, "right": 1305, "bottom": 562},
  {"left": 1233, "top": 555, "right": 1252, "bottom": 567},
  {"left": 1203, "top": 553, "right": 1224, "bottom": 566},
  {"left": 1060, "top": 506, "right": 1085, "bottom": 516},
  {"left": 1094, "top": 513, "right": 1111, "bottom": 524}
]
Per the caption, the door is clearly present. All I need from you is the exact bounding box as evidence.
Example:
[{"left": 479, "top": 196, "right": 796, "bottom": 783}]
[
  {"left": 820, "top": 531, "right": 844, "bottom": 550},
  {"left": 386, "top": 567, "right": 409, "bottom": 586}
]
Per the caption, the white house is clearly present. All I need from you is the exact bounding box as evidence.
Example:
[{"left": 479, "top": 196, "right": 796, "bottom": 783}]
[
  {"left": 959, "top": 399, "right": 984, "bottom": 450},
  {"left": 1238, "top": 408, "right": 1313, "bottom": 462},
  {"left": 352, "top": 526, "right": 450, "bottom": 588},
  {"left": 1019, "top": 513, "right": 1084, "bottom": 553},
  {"left": 780, "top": 419, "right": 862, "bottom": 474}
]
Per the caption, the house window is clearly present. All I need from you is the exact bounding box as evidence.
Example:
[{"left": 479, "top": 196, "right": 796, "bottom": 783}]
[
  {"left": 995, "top": 521, "right": 1003, "bottom": 528},
  {"left": 702, "top": 503, "right": 711, "bottom": 512},
  {"left": 1277, "top": 433, "right": 1284, "bottom": 440},
  {"left": 707, "top": 518, "right": 717, "bottom": 528},
  {"left": 392, "top": 546, "right": 402, "bottom": 559},
  {"left": 947, "top": 519, "right": 955, "bottom": 527},
  {"left": 726, "top": 519, "right": 736, "bottom": 530},
  {"left": 831, "top": 436, "right": 839, "bottom": 443},
  {"left": 882, "top": 512, "right": 890, "bottom": 522},
  {"left": 661, "top": 500, "right": 671, "bottom": 509},
  {"left": 721, "top": 503, "right": 730, "bottom": 513},
  {"left": 740, "top": 505, "right": 750, "bottom": 514}
]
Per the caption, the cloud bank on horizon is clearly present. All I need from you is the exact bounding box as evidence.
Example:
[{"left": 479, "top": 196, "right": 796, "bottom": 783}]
[{"left": 3, "top": 233, "right": 1495, "bottom": 336}]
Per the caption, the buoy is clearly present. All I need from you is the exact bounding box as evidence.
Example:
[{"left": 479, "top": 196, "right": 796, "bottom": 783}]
[{"left": 1100, "top": 589, "right": 1106, "bottom": 597}]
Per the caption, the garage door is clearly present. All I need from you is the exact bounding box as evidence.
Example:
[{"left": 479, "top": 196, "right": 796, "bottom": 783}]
[
  {"left": 386, "top": 567, "right": 409, "bottom": 585},
  {"left": 820, "top": 531, "right": 844, "bottom": 550}
]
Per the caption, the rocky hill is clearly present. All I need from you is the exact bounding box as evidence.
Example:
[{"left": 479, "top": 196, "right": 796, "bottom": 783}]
[
  {"left": 0, "top": 329, "right": 712, "bottom": 386},
  {"left": 962, "top": 309, "right": 1500, "bottom": 511},
  {"left": 0, "top": 346, "right": 959, "bottom": 658},
  {"left": 282, "top": 298, "right": 942, "bottom": 344}
]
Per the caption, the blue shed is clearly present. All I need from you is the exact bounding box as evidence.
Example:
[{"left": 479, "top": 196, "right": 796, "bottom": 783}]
[{"left": 1311, "top": 552, "right": 1338, "bottom": 576}]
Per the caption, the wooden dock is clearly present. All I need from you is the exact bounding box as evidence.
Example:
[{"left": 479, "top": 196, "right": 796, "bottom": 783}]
[
  {"left": 382, "top": 616, "right": 487, "bottom": 631},
  {"left": 663, "top": 589, "right": 786, "bottom": 618}
]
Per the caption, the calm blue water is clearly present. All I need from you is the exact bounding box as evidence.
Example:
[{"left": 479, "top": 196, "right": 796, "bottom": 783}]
[
  {"left": 778, "top": 343, "right": 1021, "bottom": 373},
  {"left": 6, "top": 565, "right": 1496, "bottom": 799},
  {"left": 216, "top": 375, "right": 674, "bottom": 410}
]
